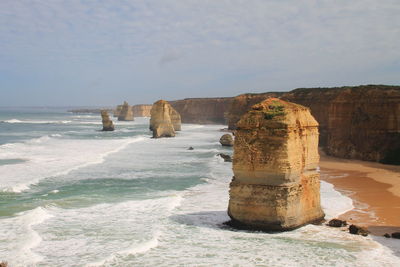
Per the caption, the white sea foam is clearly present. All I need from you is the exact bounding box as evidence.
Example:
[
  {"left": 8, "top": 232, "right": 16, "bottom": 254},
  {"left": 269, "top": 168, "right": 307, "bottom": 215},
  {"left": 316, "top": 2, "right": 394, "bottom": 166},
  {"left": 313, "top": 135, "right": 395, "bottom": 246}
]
[
  {"left": 30, "top": 195, "right": 182, "bottom": 266},
  {"left": 320, "top": 180, "right": 354, "bottom": 219},
  {"left": 0, "top": 207, "right": 52, "bottom": 266},
  {"left": 2, "top": 119, "right": 72, "bottom": 124},
  {"left": 0, "top": 135, "right": 147, "bottom": 192}
]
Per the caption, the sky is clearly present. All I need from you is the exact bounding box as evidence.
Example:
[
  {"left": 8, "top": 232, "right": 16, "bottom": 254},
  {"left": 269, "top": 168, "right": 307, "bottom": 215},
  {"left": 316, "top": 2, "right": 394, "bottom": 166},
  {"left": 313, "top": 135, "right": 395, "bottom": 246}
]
[{"left": 0, "top": 0, "right": 399, "bottom": 106}]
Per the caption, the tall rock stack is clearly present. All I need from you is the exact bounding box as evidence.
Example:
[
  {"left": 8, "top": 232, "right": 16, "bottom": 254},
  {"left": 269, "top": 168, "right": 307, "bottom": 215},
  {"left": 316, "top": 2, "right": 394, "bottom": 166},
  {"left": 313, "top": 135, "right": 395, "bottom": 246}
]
[
  {"left": 117, "top": 101, "right": 134, "bottom": 121},
  {"left": 101, "top": 110, "right": 114, "bottom": 131},
  {"left": 228, "top": 98, "right": 324, "bottom": 231},
  {"left": 150, "top": 100, "right": 181, "bottom": 138},
  {"left": 170, "top": 108, "right": 181, "bottom": 131}
]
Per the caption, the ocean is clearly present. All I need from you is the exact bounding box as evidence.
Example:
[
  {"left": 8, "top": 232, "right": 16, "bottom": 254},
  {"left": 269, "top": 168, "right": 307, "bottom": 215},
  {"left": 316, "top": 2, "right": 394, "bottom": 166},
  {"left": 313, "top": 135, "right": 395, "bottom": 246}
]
[{"left": 0, "top": 107, "right": 399, "bottom": 267}]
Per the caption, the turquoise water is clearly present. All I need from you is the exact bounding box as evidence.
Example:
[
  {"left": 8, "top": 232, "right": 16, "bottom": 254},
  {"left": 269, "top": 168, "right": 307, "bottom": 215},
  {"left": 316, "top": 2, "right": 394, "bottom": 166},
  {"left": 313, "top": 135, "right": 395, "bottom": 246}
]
[{"left": 0, "top": 108, "right": 399, "bottom": 266}]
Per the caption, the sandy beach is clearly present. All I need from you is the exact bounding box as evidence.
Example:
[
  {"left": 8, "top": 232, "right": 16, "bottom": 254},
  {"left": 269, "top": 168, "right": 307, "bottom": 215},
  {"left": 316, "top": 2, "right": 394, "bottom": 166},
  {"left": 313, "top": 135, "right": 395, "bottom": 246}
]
[{"left": 319, "top": 151, "right": 400, "bottom": 236}]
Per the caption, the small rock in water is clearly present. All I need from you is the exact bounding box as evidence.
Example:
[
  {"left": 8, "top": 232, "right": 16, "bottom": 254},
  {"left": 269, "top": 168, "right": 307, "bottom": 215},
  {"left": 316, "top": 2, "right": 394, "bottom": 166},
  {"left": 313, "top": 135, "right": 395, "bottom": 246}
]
[
  {"left": 188, "top": 147, "right": 194, "bottom": 150},
  {"left": 349, "top": 224, "right": 369, "bottom": 236},
  {"left": 219, "top": 134, "right": 234, "bottom": 146},
  {"left": 327, "top": 219, "right": 347, "bottom": 227},
  {"left": 383, "top": 233, "right": 391, "bottom": 238},
  {"left": 391, "top": 232, "right": 400, "bottom": 239},
  {"left": 217, "top": 153, "right": 232, "bottom": 162}
]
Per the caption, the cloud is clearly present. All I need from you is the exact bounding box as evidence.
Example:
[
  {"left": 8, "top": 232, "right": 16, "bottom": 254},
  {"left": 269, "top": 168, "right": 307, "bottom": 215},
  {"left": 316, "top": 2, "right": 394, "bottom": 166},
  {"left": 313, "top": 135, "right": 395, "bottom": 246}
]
[
  {"left": 0, "top": 0, "right": 399, "bottom": 105},
  {"left": 159, "top": 49, "right": 183, "bottom": 66}
]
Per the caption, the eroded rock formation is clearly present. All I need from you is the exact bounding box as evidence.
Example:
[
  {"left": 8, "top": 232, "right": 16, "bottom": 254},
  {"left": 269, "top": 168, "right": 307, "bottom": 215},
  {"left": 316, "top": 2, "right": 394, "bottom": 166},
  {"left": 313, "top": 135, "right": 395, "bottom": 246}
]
[
  {"left": 132, "top": 104, "right": 152, "bottom": 117},
  {"left": 227, "top": 92, "right": 284, "bottom": 130},
  {"left": 170, "top": 107, "right": 181, "bottom": 131},
  {"left": 118, "top": 101, "right": 134, "bottom": 121},
  {"left": 220, "top": 134, "right": 234, "bottom": 146},
  {"left": 228, "top": 98, "right": 324, "bottom": 230},
  {"left": 101, "top": 110, "right": 114, "bottom": 131},
  {"left": 150, "top": 100, "right": 181, "bottom": 138},
  {"left": 170, "top": 97, "right": 233, "bottom": 124}
]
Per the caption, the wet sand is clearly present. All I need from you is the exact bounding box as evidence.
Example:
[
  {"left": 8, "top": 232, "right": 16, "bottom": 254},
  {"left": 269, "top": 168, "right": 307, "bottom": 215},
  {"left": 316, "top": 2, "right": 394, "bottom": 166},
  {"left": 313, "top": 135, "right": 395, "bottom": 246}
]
[{"left": 319, "top": 152, "right": 400, "bottom": 236}]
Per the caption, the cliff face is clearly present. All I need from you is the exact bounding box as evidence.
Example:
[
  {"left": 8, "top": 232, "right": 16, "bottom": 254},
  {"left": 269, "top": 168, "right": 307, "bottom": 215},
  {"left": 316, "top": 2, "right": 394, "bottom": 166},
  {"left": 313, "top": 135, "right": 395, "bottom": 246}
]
[
  {"left": 132, "top": 105, "right": 152, "bottom": 117},
  {"left": 117, "top": 101, "right": 134, "bottom": 121},
  {"left": 150, "top": 100, "right": 181, "bottom": 138},
  {"left": 228, "top": 98, "right": 324, "bottom": 230},
  {"left": 227, "top": 92, "right": 285, "bottom": 130},
  {"left": 282, "top": 85, "right": 400, "bottom": 164},
  {"left": 170, "top": 97, "right": 233, "bottom": 124},
  {"left": 101, "top": 110, "right": 114, "bottom": 131}
]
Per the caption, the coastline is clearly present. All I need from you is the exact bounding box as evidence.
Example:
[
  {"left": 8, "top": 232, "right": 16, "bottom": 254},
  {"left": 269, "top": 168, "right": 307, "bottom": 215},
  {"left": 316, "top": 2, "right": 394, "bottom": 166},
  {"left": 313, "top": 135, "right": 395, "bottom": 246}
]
[{"left": 319, "top": 151, "right": 400, "bottom": 236}]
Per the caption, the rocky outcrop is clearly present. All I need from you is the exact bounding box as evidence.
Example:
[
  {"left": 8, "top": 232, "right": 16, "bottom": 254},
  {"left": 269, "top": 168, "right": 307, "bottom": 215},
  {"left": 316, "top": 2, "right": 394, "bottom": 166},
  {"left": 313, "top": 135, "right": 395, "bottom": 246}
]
[
  {"left": 349, "top": 224, "right": 369, "bottom": 236},
  {"left": 118, "top": 101, "right": 134, "bottom": 121},
  {"left": 150, "top": 100, "right": 181, "bottom": 138},
  {"left": 170, "top": 97, "right": 233, "bottom": 124},
  {"left": 282, "top": 85, "right": 400, "bottom": 164},
  {"left": 113, "top": 105, "right": 123, "bottom": 117},
  {"left": 170, "top": 107, "right": 181, "bottom": 131},
  {"left": 220, "top": 134, "right": 234, "bottom": 146},
  {"left": 228, "top": 98, "right": 324, "bottom": 231},
  {"left": 132, "top": 104, "right": 152, "bottom": 117},
  {"left": 101, "top": 110, "right": 114, "bottom": 131},
  {"left": 227, "top": 92, "right": 284, "bottom": 130},
  {"left": 218, "top": 153, "right": 232, "bottom": 162}
]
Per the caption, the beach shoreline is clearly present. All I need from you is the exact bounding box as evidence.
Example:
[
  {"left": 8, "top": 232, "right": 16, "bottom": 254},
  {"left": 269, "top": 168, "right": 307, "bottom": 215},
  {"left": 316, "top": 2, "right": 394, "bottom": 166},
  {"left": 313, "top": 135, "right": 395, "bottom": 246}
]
[{"left": 319, "top": 151, "right": 400, "bottom": 236}]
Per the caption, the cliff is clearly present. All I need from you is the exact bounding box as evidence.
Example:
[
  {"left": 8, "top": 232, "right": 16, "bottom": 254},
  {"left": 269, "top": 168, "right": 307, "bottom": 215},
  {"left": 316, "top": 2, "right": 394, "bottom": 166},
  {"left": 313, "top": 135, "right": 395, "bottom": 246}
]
[
  {"left": 227, "top": 92, "right": 284, "bottom": 130},
  {"left": 228, "top": 98, "right": 324, "bottom": 230},
  {"left": 132, "top": 104, "right": 152, "bottom": 117},
  {"left": 282, "top": 85, "right": 400, "bottom": 164},
  {"left": 150, "top": 100, "right": 181, "bottom": 138},
  {"left": 118, "top": 101, "right": 134, "bottom": 121},
  {"left": 100, "top": 110, "right": 114, "bottom": 131},
  {"left": 170, "top": 97, "right": 233, "bottom": 124}
]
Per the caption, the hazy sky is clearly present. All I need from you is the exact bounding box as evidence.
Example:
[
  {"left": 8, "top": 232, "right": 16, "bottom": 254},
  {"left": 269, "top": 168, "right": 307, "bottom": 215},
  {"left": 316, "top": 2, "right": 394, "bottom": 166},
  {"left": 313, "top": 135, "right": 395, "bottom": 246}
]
[{"left": 1, "top": 0, "right": 399, "bottom": 106}]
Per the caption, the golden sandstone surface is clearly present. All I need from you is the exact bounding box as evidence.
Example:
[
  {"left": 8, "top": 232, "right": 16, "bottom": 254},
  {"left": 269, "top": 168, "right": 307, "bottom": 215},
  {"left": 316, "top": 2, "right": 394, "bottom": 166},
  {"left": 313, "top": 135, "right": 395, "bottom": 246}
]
[
  {"left": 228, "top": 98, "right": 324, "bottom": 230},
  {"left": 150, "top": 100, "right": 181, "bottom": 138}
]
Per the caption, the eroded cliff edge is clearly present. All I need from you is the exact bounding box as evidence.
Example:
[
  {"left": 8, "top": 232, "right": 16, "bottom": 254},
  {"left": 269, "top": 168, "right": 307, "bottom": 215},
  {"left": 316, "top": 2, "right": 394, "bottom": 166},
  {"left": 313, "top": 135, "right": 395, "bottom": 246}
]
[
  {"left": 226, "top": 85, "right": 400, "bottom": 164},
  {"left": 170, "top": 97, "right": 233, "bottom": 124},
  {"left": 228, "top": 98, "right": 324, "bottom": 230},
  {"left": 282, "top": 85, "right": 400, "bottom": 164}
]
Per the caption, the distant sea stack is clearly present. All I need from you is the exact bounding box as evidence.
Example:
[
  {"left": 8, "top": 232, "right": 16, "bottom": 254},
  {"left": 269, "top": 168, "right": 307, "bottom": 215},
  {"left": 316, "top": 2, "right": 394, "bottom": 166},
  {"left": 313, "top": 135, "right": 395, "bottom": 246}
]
[
  {"left": 170, "top": 97, "right": 233, "bottom": 124},
  {"left": 228, "top": 98, "right": 324, "bottom": 231},
  {"left": 117, "top": 101, "right": 134, "bottom": 121},
  {"left": 132, "top": 104, "right": 152, "bottom": 117},
  {"left": 150, "top": 100, "right": 181, "bottom": 138},
  {"left": 101, "top": 110, "right": 114, "bottom": 131}
]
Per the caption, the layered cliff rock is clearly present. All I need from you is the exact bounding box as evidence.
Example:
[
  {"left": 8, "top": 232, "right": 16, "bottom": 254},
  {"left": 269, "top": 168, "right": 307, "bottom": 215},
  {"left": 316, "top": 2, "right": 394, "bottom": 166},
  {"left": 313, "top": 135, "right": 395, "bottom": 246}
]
[
  {"left": 150, "top": 100, "right": 181, "bottom": 138},
  {"left": 118, "top": 101, "right": 134, "bottom": 121},
  {"left": 228, "top": 98, "right": 324, "bottom": 230},
  {"left": 132, "top": 104, "right": 152, "bottom": 117},
  {"left": 101, "top": 110, "right": 114, "bottom": 131},
  {"left": 170, "top": 97, "right": 233, "bottom": 124},
  {"left": 282, "top": 85, "right": 400, "bottom": 164}
]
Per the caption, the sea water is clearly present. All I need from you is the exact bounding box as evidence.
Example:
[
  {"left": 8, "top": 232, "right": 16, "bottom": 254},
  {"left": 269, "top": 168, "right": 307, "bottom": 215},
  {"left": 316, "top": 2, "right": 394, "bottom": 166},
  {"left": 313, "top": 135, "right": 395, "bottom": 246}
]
[{"left": 0, "top": 107, "right": 399, "bottom": 267}]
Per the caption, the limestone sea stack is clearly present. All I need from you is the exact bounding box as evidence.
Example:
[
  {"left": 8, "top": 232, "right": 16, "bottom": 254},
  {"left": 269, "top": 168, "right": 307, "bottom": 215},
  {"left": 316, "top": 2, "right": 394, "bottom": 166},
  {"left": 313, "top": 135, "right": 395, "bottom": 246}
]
[
  {"left": 150, "top": 100, "right": 181, "bottom": 138},
  {"left": 228, "top": 98, "right": 324, "bottom": 231},
  {"left": 101, "top": 110, "right": 114, "bottom": 131},
  {"left": 170, "top": 108, "right": 182, "bottom": 131},
  {"left": 117, "top": 101, "right": 134, "bottom": 121}
]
